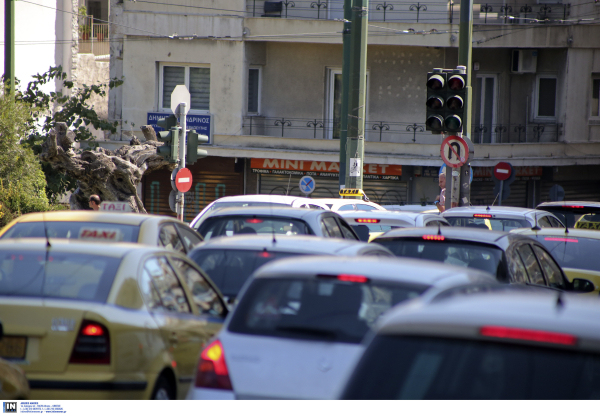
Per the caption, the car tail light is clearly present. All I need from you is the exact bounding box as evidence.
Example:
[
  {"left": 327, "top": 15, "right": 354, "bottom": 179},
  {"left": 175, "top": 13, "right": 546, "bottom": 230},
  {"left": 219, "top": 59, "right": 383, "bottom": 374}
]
[
  {"left": 544, "top": 237, "right": 578, "bottom": 243},
  {"left": 317, "top": 274, "right": 370, "bottom": 283},
  {"left": 563, "top": 205, "right": 584, "bottom": 209},
  {"left": 480, "top": 326, "right": 577, "bottom": 346},
  {"left": 257, "top": 251, "right": 272, "bottom": 258},
  {"left": 354, "top": 218, "right": 380, "bottom": 224},
  {"left": 423, "top": 235, "right": 445, "bottom": 241},
  {"left": 194, "top": 340, "right": 232, "bottom": 390},
  {"left": 245, "top": 218, "right": 263, "bottom": 224},
  {"left": 69, "top": 320, "right": 110, "bottom": 364},
  {"left": 473, "top": 214, "right": 492, "bottom": 218}
]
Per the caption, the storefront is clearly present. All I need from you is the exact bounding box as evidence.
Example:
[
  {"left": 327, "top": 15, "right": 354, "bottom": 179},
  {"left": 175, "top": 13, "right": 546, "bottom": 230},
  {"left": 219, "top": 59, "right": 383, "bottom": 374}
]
[
  {"left": 471, "top": 166, "right": 542, "bottom": 208},
  {"left": 250, "top": 158, "right": 407, "bottom": 205},
  {"left": 142, "top": 156, "right": 243, "bottom": 222}
]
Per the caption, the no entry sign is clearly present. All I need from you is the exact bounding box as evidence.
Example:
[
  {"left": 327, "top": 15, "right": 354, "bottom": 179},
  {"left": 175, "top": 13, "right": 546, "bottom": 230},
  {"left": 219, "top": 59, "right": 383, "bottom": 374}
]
[
  {"left": 494, "top": 162, "right": 512, "bottom": 181},
  {"left": 175, "top": 168, "right": 193, "bottom": 192},
  {"left": 440, "top": 135, "right": 469, "bottom": 168}
]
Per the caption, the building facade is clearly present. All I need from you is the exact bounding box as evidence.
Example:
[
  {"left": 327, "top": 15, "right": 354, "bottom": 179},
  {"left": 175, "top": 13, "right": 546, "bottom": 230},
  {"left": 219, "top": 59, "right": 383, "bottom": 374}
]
[{"left": 108, "top": 0, "right": 600, "bottom": 218}]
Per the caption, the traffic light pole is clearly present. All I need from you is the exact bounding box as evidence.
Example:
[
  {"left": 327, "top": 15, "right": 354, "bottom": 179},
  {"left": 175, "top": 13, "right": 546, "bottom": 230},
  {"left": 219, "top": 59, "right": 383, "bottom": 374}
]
[
  {"left": 339, "top": 0, "right": 353, "bottom": 190},
  {"left": 4, "top": 0, "right": 15, "bottom": 96},
  {"left": 178, "top": 103, "right": 187, "bottom": 221},
  {"left": 344, "top": 0, "right": 368, "bottom": 197}
]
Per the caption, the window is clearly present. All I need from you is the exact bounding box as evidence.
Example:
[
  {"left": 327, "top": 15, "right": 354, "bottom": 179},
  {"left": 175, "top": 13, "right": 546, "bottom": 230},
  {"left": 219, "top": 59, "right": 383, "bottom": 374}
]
[
  {"left": 507, "top": 247, "right": 529, "bottom": 284},
  {"left": 160, "top": 64, "right": 210, "bottom": 112},
  {"left": 322, "top": 217, "right": 343, "bottom": 238},
  {"left": 248, "top": 67, "right": 261, "bottom": 114},
  {"left": 592, "top": 77, "right": 600, "bottom": 117},
  {"left": 538, "top": 216, "right": 552, "bottom": 228},
  {"left": 517, "top": 244, "right": 545, "bottom": 285},
  {"left": 159, "top": 224, "right": 185, "bottom": 253},
  {"left": 338, "top": 219, "right": 359, "bottom": 240},
  {"left": 170, "top": 258, "right": 225, "bottom": 317},
  {"left": 143, "top": 257, "right": 191, "bottom": 313},
  {"left": 532, "top": 246, "right": 566, "bottom": 290},
  {"left": 175, "top": 224, "right": 203, "bottom": 252},
  {"left": 536, "top": 75, "right": 557, "bottom": 119}
]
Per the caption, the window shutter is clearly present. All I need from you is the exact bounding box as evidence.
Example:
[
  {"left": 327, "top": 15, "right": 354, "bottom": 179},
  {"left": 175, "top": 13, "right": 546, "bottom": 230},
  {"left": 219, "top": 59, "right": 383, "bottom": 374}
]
[
  {"left": 163, "top": 66, "right": 185, "bottom": 109},
  {"left": 538, "top": 78, "right": 557, "bottom": 117},
  {"left": 248, "top": 68, "right": 260, "bottom": 113},
  {"left": 189, "top": 68, "right": 210, "bottom": 111}
]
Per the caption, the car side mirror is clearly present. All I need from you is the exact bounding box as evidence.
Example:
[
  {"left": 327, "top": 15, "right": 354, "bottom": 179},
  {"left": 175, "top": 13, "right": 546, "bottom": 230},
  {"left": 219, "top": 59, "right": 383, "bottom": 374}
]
[
  {"left": 0, "top": 322, "right": 3, "bottom": 340},
  {"left": 572, "top": 278, "right": 595, "bottom": 293}
]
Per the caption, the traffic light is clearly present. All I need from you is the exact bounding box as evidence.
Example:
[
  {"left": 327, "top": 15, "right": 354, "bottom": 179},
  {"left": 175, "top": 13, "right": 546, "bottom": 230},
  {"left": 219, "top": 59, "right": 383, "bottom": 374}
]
[
  {"left": 157, "top": 115, "right": 179, "bottom": 163},
  {"left": 426, "top": 70, "right": 447, "bottom": 133},
  {"left": 186, "top": 129, "right": 209, "bottom": 165},
  {"left": 445, "top": 72, "right": 467, "bottom": 133}
]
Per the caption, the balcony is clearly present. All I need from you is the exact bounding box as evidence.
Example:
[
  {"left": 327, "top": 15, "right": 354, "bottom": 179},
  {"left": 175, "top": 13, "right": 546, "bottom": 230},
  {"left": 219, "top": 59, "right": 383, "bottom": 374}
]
[
  {"left": 243, "top": 116, "right": 563, "bottom": 143},
  {"left": 78, "top": 16, "right": 109, "bottom": 60}
]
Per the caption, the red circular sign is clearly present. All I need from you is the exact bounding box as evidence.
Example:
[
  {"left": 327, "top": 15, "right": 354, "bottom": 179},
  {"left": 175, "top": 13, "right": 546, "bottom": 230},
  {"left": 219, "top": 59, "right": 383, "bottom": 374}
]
[
  {"left": 175, "top": 168, "right": 193, "bottom": 192},
  {"left": 440, "top": 135, "right": 468, "bottom": 168},
  {"left": 494, "top": 162, "right": 512, "bottom": 181}
]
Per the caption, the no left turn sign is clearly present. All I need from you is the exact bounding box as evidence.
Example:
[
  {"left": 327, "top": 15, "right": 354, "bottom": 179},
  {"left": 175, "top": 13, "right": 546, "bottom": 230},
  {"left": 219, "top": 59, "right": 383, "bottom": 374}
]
[{"left": 440, "top": 135, "right": 469, "bottom": 168}]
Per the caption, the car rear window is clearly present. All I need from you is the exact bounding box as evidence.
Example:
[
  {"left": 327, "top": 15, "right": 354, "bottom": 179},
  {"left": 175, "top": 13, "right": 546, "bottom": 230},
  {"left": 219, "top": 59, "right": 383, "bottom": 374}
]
[
  {"left": 228, "top": 278, "right": 428, "bottom": 344},
  {"left": 375, "top": 238, "right": 504, "bottom": 278},
  {"left": 1, "top": 222, "right": 140, "bottom": 243},
  {"left": 446, "top": 217, "right": 530, "bottom": 231},
  {"left": 343, "top": 335, "right": 600, "bottom": 399},
  {"left": 198, "top": 217, "right": 311, "bottom": 240},
  {"left": 538, "top": 208, "right": 600, "bottom": 229},
  {"left": 189, "top": 249, "right": 305, "bottom": 298},
  {"left": 0, "top": 250, "right": 120, "bottom": 302},
  {"left": 536, "top": 236, "right": 600, "bottom": 272}
]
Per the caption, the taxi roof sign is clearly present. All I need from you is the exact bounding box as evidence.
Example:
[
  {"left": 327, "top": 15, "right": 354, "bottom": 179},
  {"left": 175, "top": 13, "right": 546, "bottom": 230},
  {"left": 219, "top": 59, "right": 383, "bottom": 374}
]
[{"left": 339, "top": 188, "right": 366, "bottom": 197}]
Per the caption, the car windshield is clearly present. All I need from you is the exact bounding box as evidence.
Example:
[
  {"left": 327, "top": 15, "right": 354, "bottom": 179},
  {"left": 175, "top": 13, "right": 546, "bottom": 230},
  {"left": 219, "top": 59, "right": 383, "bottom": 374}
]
[
  {"left": 189, "top": 249, "right": 305, "bottom": 298},
  {"left": 375, "top": 238, "right": 504, "bottom": 277},
  {"left": 446, "top": 217, "right": 530, "bottom": 231},
  {"left": 535, "top": 236, "right": 600, "bottom": 272},
  {"left": 343, "top": 335, "right": 600, "bottom": 399},
  {"left": 228, "top": 278, "right": 428, "bottom": 344},
  {"left": 0, "top": 250, "right": 120, "bottom": 302},
  {"left": 197, "top": 216, "right": 311, "bottom": 240},
  {"left": 1, "top": 222, "right": 140, "bottom": 243}
]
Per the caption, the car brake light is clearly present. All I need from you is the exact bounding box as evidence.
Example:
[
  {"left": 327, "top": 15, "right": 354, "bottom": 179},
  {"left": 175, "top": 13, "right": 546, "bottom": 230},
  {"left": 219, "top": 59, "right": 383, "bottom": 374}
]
[
  {"left": 245, "top": 218, "right": 263, "bottom": 224},
  {"left": 355, "top": 218, "right": 380, "bottom": 224},
  {"left": 544, "top": 237, "right": 578, "bottom": 243},
  {"left": 563, "top": 205, "right": 584, "bottom": 209},
  {"left": 337, "top": 274, "right": 369, "bottom": 283},
  {"left": 423, "top": 235, "right": 445, "bottom": 241},
  {"left": 258, "top": 251, "right": 272, "bottom": 258},
  {"left": 480, "top": 326, "right": 577, "bottom": 346},
  {"left": 69, "top": 320, "right": 110, "bottom": 364},
  {"left": 473, "top": 214, "right": 492, "bottom": 218},
  {"left": 195, "top": 340, "right": 233, "bottom": 390}
]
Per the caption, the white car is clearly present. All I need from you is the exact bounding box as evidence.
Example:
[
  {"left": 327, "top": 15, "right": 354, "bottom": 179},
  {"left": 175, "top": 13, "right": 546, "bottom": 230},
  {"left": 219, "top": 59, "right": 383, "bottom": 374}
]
[
  {"left": 442, "top": 206, "right": 564, "bottom": 231},
  {"left": 314, "top": 198, "right": 387, "bottom": 212},
  {"left": 338, "top": 211, "right": 450, "bottom": 241},
  {"left": 189, "top": 195, "right": 330, "bottom": 229}
]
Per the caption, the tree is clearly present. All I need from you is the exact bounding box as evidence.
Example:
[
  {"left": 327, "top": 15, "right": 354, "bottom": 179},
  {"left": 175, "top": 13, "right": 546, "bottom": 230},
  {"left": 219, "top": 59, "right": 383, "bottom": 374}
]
[{"left": 0, "top": 89, "right": 50, "bottom": 227}]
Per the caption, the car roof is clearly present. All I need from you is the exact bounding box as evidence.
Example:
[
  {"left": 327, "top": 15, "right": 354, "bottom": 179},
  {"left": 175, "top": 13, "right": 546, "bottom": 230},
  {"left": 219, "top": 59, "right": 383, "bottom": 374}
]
[
  {"left": 537, "top": 201, "right": 600, "bottom": 209},
  {"left": 5, "top": 211, "right": 165, "bottom": 226},
  {"left": 315, "top": 198, "right": 380, "bottom": 205},
  {"left": 212, "top": 194, "right": 316, "bottom": 205},
  {"left": 375, "top": 226, "right": 511, "bottom": 244},
  {"left": 374, "top": 290, "right": 600, "bottom": 350},
  {"left": 442, "top": 206, "right": 539, "bottom": 217},
  {"left": 189, "top": 234, "right": 390, "bottom": 255},
  {"left": 0, "top": 237, "right": 160, "bottom": 258},
  {"left": 512, "top": 227, "right": 600, "bottom": 239},
  {"left": 201, "top": 206, "right": 330, "bottom": 219},
  {"left": 252, "top": 255, "right": 496, "bottom": 287}
]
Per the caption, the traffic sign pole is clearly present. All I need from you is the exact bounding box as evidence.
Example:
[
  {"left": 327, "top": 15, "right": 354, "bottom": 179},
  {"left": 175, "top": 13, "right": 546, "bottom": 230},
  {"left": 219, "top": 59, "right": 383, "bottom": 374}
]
[{"left": 178, "top": 102, "right": 187, "bottom": 221}]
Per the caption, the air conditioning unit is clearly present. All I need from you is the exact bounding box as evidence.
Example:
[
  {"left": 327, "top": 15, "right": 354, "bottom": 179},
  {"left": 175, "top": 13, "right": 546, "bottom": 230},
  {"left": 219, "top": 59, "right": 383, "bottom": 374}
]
[{"left": 511, "top": 49, "right": 538, "bottom": 73}]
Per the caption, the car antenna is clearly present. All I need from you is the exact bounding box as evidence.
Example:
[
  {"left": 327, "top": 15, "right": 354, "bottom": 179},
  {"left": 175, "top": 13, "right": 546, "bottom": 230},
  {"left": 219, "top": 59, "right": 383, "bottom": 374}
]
[
  {"left": 490, "top": 192, "right": 499, "bottom": 207},
  {"left": 531, "top": 210, "right": 541, "bottom": 231},
  {"left": 437, "top": 222, "right": 442, "bottom": 236}
]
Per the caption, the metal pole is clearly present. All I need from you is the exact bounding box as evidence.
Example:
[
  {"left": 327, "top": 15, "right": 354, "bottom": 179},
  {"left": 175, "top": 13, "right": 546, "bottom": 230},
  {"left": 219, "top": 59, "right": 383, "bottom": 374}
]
[
  {"left": 345, "top": 0, "right": 368, "bottom": 196},
  {"left": 339, "top": 0, "right": 353, "bottom": 190},
  {"left": 4, "top": 0, "right": 15, "bottom": 96},
  {"left": 498, "top": 180, "right": 503, "bottom": 206},
  {"left": 178, "top": 103, "right": 187, "bottom": 221}
]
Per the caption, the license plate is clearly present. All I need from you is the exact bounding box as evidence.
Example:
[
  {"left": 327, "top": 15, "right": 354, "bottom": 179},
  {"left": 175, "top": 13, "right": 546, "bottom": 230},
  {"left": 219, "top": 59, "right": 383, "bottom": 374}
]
[{"left": 0, "top": 336, "right": 27, "bottom": 359}]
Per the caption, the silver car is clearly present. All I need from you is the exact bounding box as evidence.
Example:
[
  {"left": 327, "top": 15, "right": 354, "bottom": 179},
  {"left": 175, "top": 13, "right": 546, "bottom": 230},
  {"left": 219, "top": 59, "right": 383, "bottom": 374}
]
[
  {"left": 341, "top": 288, "right": 600, "bottom": 399},
  {"left": 442, "top": 206, "right": 564, "bottom": 230},
  {"left": 191, "top": 207, "right": 359, "bottom": 241},
  {"left": 186, "top": 256, "right": 496, "bottom": 400},
  {"left": 188, "top": 235, "right": 393, "bottom": 301}
]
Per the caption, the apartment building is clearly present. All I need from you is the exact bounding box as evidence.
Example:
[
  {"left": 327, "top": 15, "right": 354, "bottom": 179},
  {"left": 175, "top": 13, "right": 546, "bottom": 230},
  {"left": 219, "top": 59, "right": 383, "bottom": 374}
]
[{"left": 107, "top": 0, "right": 600, "bottom": 219}]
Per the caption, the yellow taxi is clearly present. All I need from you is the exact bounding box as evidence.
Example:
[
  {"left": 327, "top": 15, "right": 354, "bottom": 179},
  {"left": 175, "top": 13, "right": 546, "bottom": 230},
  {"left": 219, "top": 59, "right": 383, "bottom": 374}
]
[
  {"left": 0, "top": 212, "right": 203, "bottom": 254},
  {"left": 513, "top": 227, "right": 600, "bottom": 295},
  {"left": 0, "top": 239, "right": 227, "bottom": 399}
]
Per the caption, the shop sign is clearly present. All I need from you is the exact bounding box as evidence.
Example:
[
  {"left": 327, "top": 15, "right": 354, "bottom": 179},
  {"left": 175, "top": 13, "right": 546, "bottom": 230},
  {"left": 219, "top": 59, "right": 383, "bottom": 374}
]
[{"left": 250, "top": 159, "right": 402, "bottom": 180}]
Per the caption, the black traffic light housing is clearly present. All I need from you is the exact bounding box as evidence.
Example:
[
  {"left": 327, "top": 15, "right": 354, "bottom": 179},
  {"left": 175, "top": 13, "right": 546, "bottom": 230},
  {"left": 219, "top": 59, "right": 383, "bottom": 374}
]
[
  {"left": 425, "top": 69, "right": 468, "bottom": 134},
  {"left": 186, "top": 129, "right": 209, "bottom": 165},
  {"left": 157, "top": 115, "right": 179, "bottom": 163}
]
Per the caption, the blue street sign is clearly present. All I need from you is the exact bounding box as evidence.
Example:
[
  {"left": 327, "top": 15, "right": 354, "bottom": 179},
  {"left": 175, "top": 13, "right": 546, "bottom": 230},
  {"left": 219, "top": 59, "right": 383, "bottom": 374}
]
[
  {"left": 147, "top": 112, "right": 213, "bottom": 143},
  {"left": 299, "top": 176, "right": 316, "bottom": 195}
]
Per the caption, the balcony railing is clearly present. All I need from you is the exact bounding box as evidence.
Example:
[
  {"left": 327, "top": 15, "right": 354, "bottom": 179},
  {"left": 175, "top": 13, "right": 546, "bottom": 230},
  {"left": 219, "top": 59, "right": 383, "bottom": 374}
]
[
  {"left": 78, "top": 16, "right": 109, "bottom": 58},
  {"left": 243, "top": 116, "right": 563, "bottom": 143},
  {"left": 247, "top": 0, "right": 571, "bottom": 24}
]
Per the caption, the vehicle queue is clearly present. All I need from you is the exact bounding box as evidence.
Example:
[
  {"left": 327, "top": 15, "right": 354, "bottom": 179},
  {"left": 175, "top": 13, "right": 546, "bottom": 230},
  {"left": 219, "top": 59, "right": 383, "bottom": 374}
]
[{"left": 0, "top": 196, "right": 599, "bottom": 400}]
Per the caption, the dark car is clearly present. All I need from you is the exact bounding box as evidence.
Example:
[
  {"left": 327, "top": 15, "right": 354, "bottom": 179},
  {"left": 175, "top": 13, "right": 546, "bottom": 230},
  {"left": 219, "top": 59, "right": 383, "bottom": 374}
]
[
  {"left": 536, "top": 201, "right": 600, "bottom": 229},
  {"left": 371, "top": 227, "right": 593, "bottom": 292}
]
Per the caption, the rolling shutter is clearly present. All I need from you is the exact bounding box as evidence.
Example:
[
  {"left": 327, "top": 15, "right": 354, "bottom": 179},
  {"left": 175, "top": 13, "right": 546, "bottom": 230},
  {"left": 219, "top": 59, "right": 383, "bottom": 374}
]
[
  {"left": 162, "top": 66, "right": 184, "bottom": 109},
  {"left": 189, "top": 68, "right": 210, "bottom": 111},
  {"left": 540, "top": 180, "right": 600, "bottom": 203},
  {"left": 470, "top": 180, "right": 528, "bottom": 207}
]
